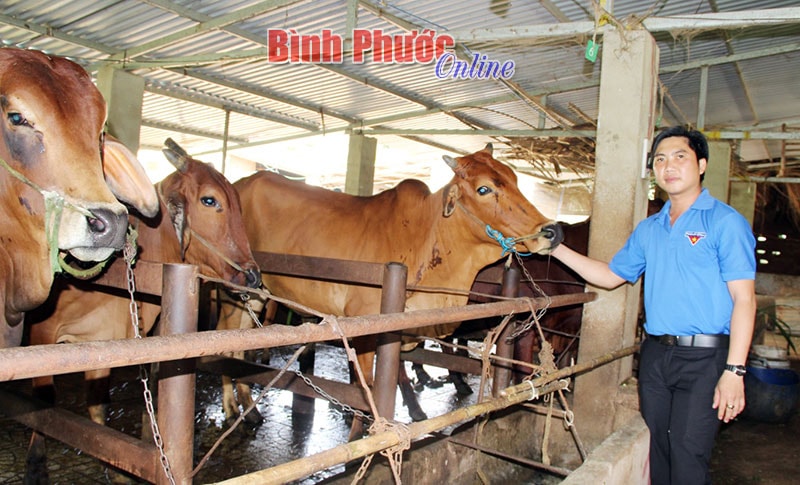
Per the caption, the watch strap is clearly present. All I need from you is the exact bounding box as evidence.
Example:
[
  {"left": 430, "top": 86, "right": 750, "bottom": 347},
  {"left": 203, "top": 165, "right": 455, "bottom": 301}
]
[{"left": 724, "top": 364, "right": 747, "bottom": 376}]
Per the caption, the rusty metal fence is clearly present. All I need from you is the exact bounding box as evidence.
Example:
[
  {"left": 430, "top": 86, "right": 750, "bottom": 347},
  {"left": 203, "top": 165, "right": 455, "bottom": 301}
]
[{"left": 0, "top": 253, "right": 597, "bottom": 484}]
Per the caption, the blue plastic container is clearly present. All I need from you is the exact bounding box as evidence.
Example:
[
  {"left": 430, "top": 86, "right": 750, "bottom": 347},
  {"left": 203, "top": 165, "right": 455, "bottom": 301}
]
[{"left": 742, "top": 366, "right": 800, "bottom": 423}]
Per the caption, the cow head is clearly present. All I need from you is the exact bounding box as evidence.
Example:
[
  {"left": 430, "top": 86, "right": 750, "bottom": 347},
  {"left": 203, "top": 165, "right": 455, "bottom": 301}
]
[
  {"left": 159, "top": 138, "right": 260, "bottom": 289},
  {"left": 0, "top": 48, "right": 157, "bottom": 264},
  {"left": 442, "top": 144, "right": 563, "bottom": 255}
]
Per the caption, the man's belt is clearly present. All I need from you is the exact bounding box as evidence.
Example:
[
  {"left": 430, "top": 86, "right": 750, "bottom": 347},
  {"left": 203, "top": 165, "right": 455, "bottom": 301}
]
[{"left": 649, "top": 333, "right": 729, "bottom": 348}]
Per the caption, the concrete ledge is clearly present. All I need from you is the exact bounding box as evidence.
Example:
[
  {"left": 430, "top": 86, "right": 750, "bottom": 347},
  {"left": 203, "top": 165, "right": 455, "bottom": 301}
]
[{"left": 561, "top": 415, "right": 649, "bottom": 485}]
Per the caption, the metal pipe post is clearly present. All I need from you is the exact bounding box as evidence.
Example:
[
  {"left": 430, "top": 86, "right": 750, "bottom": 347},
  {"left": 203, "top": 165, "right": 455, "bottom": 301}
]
[
  {"left": 373, "top": 262, "right": 408, "bottom": 420},
  {"left": 492, "top": 264, "right": 520, "bottom": 396},
  {"left": 156, "top": 263, "right": 199, "bottom": 485}
]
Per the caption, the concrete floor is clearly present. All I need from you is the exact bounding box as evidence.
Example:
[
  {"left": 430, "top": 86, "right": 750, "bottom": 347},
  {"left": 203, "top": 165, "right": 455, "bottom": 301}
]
[
  {"left": 1, "top": 343, "right": 798, "bottom": 484},
  {"left": 0, "top": 342, "right": 484, "bottom": 483}
]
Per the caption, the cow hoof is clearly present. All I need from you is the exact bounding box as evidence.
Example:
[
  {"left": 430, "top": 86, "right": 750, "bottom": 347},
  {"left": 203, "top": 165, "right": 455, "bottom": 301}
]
[
  {"left": 453, "top": 380, "right": 474, "bottom": 396},
  {"left": 242, "top": 407, "right": 264, "bottom": 426},
  {"left": 413, "top": 366, "right": 434, "bottom": 387},
  {"left": 450, "top": 373, "right": 474, "bottom": 396},
  {"left": 24, "top": 435, "right": 49, "bottom": 485},
  {"left": 408, "top": 407, "right": 428, "bottom": 422}
]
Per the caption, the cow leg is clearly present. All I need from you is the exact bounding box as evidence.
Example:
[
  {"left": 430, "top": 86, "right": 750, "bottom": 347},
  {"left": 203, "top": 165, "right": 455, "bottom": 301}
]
[
  {"left": 443, "top": 340, "right": 474, "bottom": 396},
  {"left": 25, "top": 375, "right": 55, "bottom": 485},
  {"left": 86, "top": 369, "right": 137, "bottom": 484},
  {"left": 85, "top": 368, "right": 112, "bottom": 425},
  {"left": 347, "top": 336, "right": 377, "bottom": 441},
  {"left": 221, "top": 374, "right": 240, "bottom": 424},
  {"left": 411, "top": 362, "right": 436, "bottom": 390},
  {"left": 25, "top": 432, "right": 49, "bottom": 485},
  {"left": 398, "top": 365, "right": 427, "bottom": 422},
  {"left": 217, "top": 290, "right": 267, "bottom": 425}
]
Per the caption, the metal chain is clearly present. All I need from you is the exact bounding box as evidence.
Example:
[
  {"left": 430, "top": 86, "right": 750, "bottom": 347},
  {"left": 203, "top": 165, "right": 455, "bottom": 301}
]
[
  {"left": 507, "top": 251, "right": 552, "bottom": 341},
  {"left": 238, "top": 293, "right": 370, "bottom": 421},
  {"left": 124, "top": 241, "right": 176, "bottom": 485},
  {"left": 292, "top": 368, "right": 373, "bottom": 422},
  {"left": 241, "top": 293, "right": 264, "bottom": 328}
]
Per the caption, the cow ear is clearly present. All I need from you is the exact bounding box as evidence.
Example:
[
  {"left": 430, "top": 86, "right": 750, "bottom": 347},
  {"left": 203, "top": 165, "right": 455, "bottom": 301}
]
[
  {"left": 103, "top": 136, "right": 159, "bottom": 218},
  {"left": 442, "top": 184, "right": 460, "bottom": 217},
  {"left": 165, "top": 193, "right": 190, "bottom": 260}
]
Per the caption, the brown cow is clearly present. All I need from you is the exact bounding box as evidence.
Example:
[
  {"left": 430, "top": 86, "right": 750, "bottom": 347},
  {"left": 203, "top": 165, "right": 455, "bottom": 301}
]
[
  {"left": 0, "top": 48, "right": 158, "bottom": 348},
  {"left": 216, "top": 144, "right": 563, "bottom": 427},
  {"left": 25, "top": 139, "right": 260, "bottom": 482}
]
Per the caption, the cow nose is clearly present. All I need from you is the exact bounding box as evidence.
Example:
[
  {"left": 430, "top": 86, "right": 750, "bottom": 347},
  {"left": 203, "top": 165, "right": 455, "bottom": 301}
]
[
  {"left": 87, "top": 209, "right": 128, "bottom": 249},
  {"left": 542, "top": 222, "right": 564, "bottom": 248},
  {"left": 244, "top": 267, "right": 262, "bottom": 289}
]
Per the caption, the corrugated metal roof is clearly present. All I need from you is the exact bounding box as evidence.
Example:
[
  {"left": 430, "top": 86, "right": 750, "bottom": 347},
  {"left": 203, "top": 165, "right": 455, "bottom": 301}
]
[{"left": 1, "top": 0, "right": 798, "bottom": 191}]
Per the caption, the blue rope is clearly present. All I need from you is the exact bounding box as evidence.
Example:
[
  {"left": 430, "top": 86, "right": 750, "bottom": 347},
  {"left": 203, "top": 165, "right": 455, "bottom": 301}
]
[{"left": 485, "top": 225, "right": 532, "bottom": 257}]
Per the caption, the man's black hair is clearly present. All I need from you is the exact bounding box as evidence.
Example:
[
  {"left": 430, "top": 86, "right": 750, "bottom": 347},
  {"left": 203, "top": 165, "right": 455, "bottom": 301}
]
[{"left": 648, "top": 125, "right": 709, "bottom": 182}]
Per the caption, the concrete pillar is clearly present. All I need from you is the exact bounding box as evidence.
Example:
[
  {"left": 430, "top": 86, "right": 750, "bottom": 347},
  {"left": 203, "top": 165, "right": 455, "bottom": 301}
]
[
  {"left": 705, "top": 141, "right": 732, "bottom": 203},
  {"left": 345, "top": 134, "right": 377, "bottom": 196},
  {"left": 573, "top": 28, "right": 659, "bottom": 451},
  {"left": 96, "top": 67, "right": 145, "bottom": 152}
]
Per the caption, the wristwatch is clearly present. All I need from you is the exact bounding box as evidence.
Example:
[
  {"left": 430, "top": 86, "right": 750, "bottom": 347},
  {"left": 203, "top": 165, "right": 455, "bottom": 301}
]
[{"left": 724, "top": 364, "right": 747, "bottom": 376}]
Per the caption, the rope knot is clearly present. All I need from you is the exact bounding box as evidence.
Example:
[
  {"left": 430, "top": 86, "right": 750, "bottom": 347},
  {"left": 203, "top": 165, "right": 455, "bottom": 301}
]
[{"left": 485, "top": 225, "right": 532, "bottom": 257}]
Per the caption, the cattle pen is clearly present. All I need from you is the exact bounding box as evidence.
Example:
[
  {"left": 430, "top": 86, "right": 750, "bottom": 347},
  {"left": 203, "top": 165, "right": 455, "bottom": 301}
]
[{"left": 0, "top": 253, "right": 639, "bottom": 484}]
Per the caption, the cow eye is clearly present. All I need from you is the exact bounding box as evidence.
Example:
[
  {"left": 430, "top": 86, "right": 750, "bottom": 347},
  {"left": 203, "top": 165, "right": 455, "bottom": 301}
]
[
  {"left": 200, "top": 196, "right": 217, "bottom": 208},
  {"left": 8, "top": 112, "right": 31, "bottom": 127},
  {"left": 477, "top": 186, "right": 492, "bottom": 196}
]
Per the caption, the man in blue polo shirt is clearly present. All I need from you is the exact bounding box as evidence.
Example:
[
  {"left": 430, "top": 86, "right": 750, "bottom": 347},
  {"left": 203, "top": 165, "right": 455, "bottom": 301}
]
[{"left": 550, "top": 125, "right": 756, "bottom": 485}]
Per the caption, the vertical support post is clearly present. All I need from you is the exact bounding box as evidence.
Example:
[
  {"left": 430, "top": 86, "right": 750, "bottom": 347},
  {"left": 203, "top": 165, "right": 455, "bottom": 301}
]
[
  {"left": 573, "top": 27, "right": 659, "bottom": 451},
  {"left": 345, "top": 134, "right": 377, "bottom": 196},
  {"left": 96, "top": 67, "right": 144, "bottom": 152},
  {"left": 697, "top": 65, "right": 709, "bottom": 130},
  {"left": 156, "top": 263, "right": 199, "bottom": 485},
  {"left": 705, "top": 141, "right": 732, "bottom": 203},
  {"left": 373, "top": 262, "right": 408, "bottom": 421},
  {"left": 492, "top": 265, "right": 521, "bottom": 396}
]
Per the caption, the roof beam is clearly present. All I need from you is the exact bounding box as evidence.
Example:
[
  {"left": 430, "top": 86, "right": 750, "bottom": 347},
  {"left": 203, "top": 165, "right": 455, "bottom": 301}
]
[
  {"left": 141, "top": 119, "right": 249, "bottom": 143},
  {"left": 167, "top": 68, "right": 360, "bottom": 125},
  {"left": 144, "top": 80, "right": 321, "bottom": 132},
  {"left": 359, "top": 0, "right": 576, "bottom": 129},
  {"left": 446, "top": 8, "right": 800, "bottom": 43},
  {"left": 0, "top": 12, "right": 114, "bottom": 55},
  {"left": 106, "top": 0, "right": 303, "bottom": 60}
]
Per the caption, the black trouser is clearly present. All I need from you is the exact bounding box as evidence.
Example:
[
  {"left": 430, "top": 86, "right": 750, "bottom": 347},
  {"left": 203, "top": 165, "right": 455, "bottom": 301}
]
[{"left": 638, "top": 337, "right": 728, "bottom": 485}]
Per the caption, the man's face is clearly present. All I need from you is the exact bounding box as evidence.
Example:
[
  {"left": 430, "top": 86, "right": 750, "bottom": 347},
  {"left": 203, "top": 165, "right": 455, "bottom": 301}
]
[{"left": 651, "top": 136, "right": 707, "bottom": 197}]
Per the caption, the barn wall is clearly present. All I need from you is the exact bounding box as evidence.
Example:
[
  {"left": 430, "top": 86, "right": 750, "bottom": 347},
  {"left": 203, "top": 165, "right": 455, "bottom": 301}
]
[
  {"left": 333, "top": 407, "right": 581, "bottom": 483},
  {"left": 561, "top": 415, "right": 649, "bottom": 485},
  {"left": 330, "top": 392, "right": 645, "bottom": 484}
]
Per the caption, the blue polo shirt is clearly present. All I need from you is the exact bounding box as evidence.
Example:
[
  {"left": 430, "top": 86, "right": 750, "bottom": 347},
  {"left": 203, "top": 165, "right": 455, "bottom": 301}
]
[{"left": 609, "top": 189, "right": 756, "bottom": 336}]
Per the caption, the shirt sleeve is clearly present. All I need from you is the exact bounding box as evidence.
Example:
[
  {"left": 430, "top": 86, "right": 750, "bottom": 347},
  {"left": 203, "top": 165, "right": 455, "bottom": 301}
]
[
  {"left": 716, "top": 211, "right": 756, "bottom": 282},
  {"left": 609, "top": 221, "right": 647, "bottom": 283}
]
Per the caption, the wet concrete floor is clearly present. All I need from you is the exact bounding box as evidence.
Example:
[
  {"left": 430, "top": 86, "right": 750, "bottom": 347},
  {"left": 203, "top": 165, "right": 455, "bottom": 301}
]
[
  {"left": 0, "top": 341, "right": 482, "bottom": 483},
  {"left": 3, "top": 341, "right": 796, "bottom": 484}
]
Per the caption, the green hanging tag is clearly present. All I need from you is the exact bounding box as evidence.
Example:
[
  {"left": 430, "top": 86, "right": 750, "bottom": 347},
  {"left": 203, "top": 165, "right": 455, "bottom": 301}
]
[{"left": 585, "top": 40, "right": 599, "bottom": 62}]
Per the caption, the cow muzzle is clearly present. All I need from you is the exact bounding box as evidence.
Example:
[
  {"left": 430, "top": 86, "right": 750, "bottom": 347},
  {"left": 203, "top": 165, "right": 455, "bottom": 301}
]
[
  {"left": 243, "top": 266, "right": 262, "bottom": 289},
  {"left": 535, "top": 222, "right": 564, "bottom": 254},
  {"left": 60, "top": 206, "right": 129, "bottom": 262}
]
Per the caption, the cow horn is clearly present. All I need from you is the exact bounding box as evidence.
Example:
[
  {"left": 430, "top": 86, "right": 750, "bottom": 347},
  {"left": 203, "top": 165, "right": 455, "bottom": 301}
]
[
  {"left": 442, "top": 155, "right": 457, "bottom": 170},
  {"left": 162, "top": 138, "right": 189, "bottom": 173},
  {"left": 483, "top": 143, "right": 493, "bottom": 155}
]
